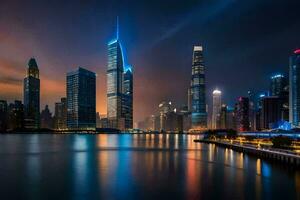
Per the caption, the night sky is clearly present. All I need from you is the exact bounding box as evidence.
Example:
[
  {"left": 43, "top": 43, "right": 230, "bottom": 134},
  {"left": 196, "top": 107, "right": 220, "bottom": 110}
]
[{"left": 0, "top": 0, "right": 300, "bottom": 122}]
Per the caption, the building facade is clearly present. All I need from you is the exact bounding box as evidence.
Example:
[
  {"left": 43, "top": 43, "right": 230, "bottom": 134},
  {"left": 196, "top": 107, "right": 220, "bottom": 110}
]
[
  {"left": 8, "top": 100, "right": 24, "bottom": 130},
  {"left": 107, "top": 21, "right": 133, "bottom": 130},
  {"left": 289, "top": 49, "right": 300, "bottom": 127},
  {"left": 262, "top": 96, "right": 281, "bottom": 129},
  {"left": 67, "top": 68, "right": 96, "bottom": 130},
  {"left": 190, "top": 46, "right": 207, "bottom": 129},
  {"left": 212, "top": 89, "right": 222, "bottom": 129},
  {"left": 40, "top": 105, "right": 53, "bottom": 129},
  {"left": 0, "top": 100, "right": 8, "bottom": 132},
  {"left": 54, "top": 97, "right": 67, "bottom": 130},
  {"left": 23, "top": 58, "right": 40, "bottom": 129},
  {"left": 236, "top": 97, "right": 250, "bottom": 132}
]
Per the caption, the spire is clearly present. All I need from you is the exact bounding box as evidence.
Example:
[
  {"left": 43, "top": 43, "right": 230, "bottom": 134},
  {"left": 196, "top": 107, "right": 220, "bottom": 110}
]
[
  {"left": 28, "top": 58, "right": 38, "bottom": 69},
  {"left": 116, "top": 16, "right": 119, "bottom": 40}
]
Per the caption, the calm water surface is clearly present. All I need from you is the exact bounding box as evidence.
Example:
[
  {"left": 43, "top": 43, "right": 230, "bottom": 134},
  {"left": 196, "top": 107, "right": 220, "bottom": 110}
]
[{"left": 0, "top": 134, "right": 299, "bottom": 200}]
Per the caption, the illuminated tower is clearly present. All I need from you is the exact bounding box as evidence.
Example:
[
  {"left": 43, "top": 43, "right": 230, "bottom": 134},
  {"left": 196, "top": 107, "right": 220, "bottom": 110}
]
[
  {"left": 212, "top": 89, "right": 222, "bottom": 129},
  {"left": 270, "top": 74, "right": 287, "bottom": 96},
  {"left": 289, "top": 49, "right": 300, "bottom": 127},
  {"left": 107, "top": 18, "right": 133, "bottom": 130},
  {"left": 190, "top": 46, "right": 207, "bottom": 129},
  {"left": 122, "top": 65, "right": 133, "bottom": 129},
  {"left": 23, "top": 58, "right": 40, "bottom": 129}
]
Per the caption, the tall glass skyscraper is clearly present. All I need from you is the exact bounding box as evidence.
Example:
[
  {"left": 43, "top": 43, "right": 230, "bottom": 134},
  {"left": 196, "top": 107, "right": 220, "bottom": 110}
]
[
  {"left": 107, "top": 20, "right": 133, "bottom": 130},
  {"left": 23, "top": 58, "right": 40, "bottom": 129},
  {"left": 190, "top": 46, "right": 207, "bottom": 129},
  {"left": 289, "top": 49, "right": 300, "bottom": 127},
  {"left": 67, "top": 67, "right": 96, "bottom": 130},
  {"left": 122, "top": 66, "right": 133, "bottom": 129}
]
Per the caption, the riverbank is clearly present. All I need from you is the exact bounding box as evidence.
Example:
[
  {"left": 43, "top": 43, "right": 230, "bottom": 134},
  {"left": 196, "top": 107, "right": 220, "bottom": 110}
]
[{"left": 194, "top": 139, "right": 300, "bottom": 167}]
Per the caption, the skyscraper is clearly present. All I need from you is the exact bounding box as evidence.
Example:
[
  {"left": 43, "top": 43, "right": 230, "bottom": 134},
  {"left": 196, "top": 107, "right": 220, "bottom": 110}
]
[
  {"left": 0, "top": 100, "right": 8, "bottom": 132},
  {"left": 107, "top": 19, "right": 133, "bottom": 130},
  {"left": 8, "top": 100, "right": 24, "bottom": 130},
  {"left": 40, "top": 105, "right": 53, "bottom": 129},
  {"left": 236, "top": 97, "right": 250, "bottom": 132},
  {"left": 23, "top": 58, "right": 40, "bottom": 129},
  {"left": 289, "top": 49, "right": 300, "bottom": 127},
  {"left": 122, "top": 66, "right": 133, "bottom": 129},
  {"left": 54, "top": 97, "right": 67, "bottom": 130},
  {"left": 212, "top": 89, "right": 222, "bottom": 129},
  {"left": 262, "top": 96, "right": 281, "bottom": 129},
  {"left": 190, "top": 46, "right": 207, "bottom": 129},
  {"left": 270, "top": 74, "right": 287, "bottom": 96},
  {"left": 67, "top": 67, "right": 96, "bottom": 130},
  {"left": 220, "top": 104, "right": 227, "bottom": 129}
]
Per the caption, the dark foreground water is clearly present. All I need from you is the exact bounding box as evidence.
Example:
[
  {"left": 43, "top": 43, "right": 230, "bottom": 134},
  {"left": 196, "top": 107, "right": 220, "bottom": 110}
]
[{"left": 0, "top": 134, "right": 299, "bottom": 200}]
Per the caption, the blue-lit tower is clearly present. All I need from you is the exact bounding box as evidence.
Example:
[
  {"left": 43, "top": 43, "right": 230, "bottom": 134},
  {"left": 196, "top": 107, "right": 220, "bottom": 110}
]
[
  {"left": 107, "top": 18, "right": 133, "bottom": 130},
  {"left": 122, "top": 65, "right": 133, "bottom": 129},
  {"left": 190, "top": 46, "right": 207, "bottom": 129},
  {"left": 23, "top": 58, "right": 40, "bottom": 129},
  {"left": 289, "top": 49, "right": 300, "bottom": 127}
]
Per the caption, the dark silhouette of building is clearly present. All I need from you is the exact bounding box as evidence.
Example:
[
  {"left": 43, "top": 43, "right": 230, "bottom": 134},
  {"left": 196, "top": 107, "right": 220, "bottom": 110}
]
[
  {"left": 40, "top": 105, "right": 53, "bottom": 129},
  {"left": 236, "top": 97, "right": 250, "bottom": 132},
  {"left": 220, "top": 104, "right": 227, "bottom": 129},
  {"left": 23, "top": 58, "right": 40, "bottom": 129},
  {"left": 0, "top": 100, "right": 8, "bottom": 132},
  {"left": 54, "top": 98, "right": 67, "bottom": 130},
  {"left": 262, "top": 96, "right": 281, "bottom": 129},
  {"left": 67, "top": 68, "right": 96, "bottom": 130},
  {"left": 8, "top": 100, "right": 24, "bottom": 130}
]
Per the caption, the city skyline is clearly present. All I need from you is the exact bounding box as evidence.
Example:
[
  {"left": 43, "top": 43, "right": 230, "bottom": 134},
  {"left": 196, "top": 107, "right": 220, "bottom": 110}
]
[{"left": 0, "top": 0, "right": 300, "bottom": 123}]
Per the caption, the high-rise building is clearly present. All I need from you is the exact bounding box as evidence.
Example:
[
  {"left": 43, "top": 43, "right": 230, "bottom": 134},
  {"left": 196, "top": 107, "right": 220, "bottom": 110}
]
[
  {"left": 8, "top": 100, "right": 24, "bottom": 130},
  {"left": 236, "top": 97, "right": 250, "bottom": 132},
  {"left": 289, "top": 49, "right": 300, "bottom": 127},
  {"left": 158, "top": 101, "right": 172, "bottom": 131},
  {"left": 54, "top": 98, "right": 67, "bottom": 130},
  {"left": 262, "top": 96, "right": 281, "bottom": 129},
  {"left": 226, "top": 106, "right": 236, "bottom": 130},
  {"left": 23, "top": 58, "right": 40, "bottom": 129},
  {"left": 0, "top": 100, "right": 8, "bottom": 132},
  {"left": 220, "top": 104, "right": 227, "bottom": 129},
  {"left": 67, "top": 67, "right": 96, "bottom": 130},
  {"left": 190, "top": 46, "right": 207, "bottom": 129},
  {"left": 248, "top": 90, "right": 256, "bottom": 131},
  {"left": 107, "top": 19, "right": 133, "bottom": 130},
  {"left": 40, "top": 105, "right": 53, "bottom": 129},
  {"left": 122, "top": 66, "right": 133, "bottom": 129},
  {"left": 212, "top": 89, "right": 222, "bottom": 129},
  {"left": 270, "top": 74, "right": 287, "bottom": 96}
]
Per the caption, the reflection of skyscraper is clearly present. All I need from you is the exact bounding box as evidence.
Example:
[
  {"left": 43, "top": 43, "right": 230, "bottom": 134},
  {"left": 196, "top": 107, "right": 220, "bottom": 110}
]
[
  {"left": 67, "top": 67, "right": 96, "bottom": 130},
  {"left": 107, "top": 19, "right": 133, "bottom": 130},
  {"left": 24, "top": 58, "right": 40, "bottom": 129},
  {"left": 190, "top": 46, "right": 207, "bottom": 129},
  {"left": 289, "top": 49, "right": 300, "bottom": 127},
  {"left": 212, "top": 89, "right": 221, "bottom": 129}
]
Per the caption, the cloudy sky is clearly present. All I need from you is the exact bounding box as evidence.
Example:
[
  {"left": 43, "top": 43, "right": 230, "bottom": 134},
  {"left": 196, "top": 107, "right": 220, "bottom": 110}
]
[{"left": 0, "top": 0, "right": 300, "bottom": 122}]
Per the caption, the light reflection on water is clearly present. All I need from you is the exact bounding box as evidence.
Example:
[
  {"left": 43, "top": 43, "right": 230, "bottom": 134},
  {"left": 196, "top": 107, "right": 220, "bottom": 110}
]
[{"left": 0, "top": 134, "right": 298, "bottom": 199}]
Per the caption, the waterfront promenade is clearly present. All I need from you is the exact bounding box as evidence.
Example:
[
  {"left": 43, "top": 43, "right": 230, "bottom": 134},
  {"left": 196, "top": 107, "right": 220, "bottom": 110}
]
[{"left": 195, "top": 139, "right": 300, "bottom": 167}]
